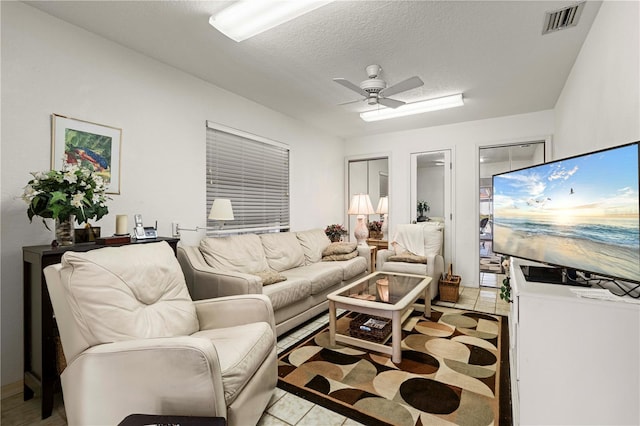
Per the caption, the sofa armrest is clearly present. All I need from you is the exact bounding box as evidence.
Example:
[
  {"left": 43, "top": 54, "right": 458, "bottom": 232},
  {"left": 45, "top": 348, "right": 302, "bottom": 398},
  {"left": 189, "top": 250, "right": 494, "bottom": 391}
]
[
  {"left": 376, "top": 249, "right": 395, "bottom": 271},
  {"left": 356, "top": 245, "right": 372, "bottom": 272},
  {"left": 194, "top": 294, "right": 276, "bottom": 335},
  {"left": 177, "top": 245, "right": 262, "bottom": 300}
]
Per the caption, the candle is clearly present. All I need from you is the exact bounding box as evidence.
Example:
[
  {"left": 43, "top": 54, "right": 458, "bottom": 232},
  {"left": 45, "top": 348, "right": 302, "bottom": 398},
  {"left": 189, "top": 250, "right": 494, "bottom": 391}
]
[{"left": 115, "top": 215, "right": 128, "bottom": 235}]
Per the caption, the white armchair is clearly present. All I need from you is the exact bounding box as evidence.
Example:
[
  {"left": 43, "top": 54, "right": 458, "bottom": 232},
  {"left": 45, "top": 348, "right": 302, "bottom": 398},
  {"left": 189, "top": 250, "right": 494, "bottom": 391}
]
[
  {"left": 376, "top": 223, "right": 445, "bottom": 300},
  {"left": 43, "top": 241, "right": 277, "bottom": 426}
]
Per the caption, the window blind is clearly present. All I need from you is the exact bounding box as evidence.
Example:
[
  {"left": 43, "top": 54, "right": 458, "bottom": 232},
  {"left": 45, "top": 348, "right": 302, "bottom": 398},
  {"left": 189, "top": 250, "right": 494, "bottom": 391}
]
[{"left": 206, "top": 122, "right": 290, "bottom": 235}]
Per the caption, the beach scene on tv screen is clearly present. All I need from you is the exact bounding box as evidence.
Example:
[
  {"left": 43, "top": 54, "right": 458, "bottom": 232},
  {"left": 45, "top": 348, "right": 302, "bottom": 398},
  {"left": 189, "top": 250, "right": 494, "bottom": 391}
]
[{"left": 493, "top": 144, "right": 640, "bottom": 282}]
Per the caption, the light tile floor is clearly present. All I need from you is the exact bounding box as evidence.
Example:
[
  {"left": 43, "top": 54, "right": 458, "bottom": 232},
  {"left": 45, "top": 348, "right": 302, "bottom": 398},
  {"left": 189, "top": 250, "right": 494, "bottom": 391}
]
[{"left": 1, "top": 284, "right": 509, "bottom": 426}]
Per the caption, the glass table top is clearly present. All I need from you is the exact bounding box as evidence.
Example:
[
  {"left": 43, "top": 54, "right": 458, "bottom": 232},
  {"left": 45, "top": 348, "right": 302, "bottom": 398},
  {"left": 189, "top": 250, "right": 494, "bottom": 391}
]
[{"left": 336, "top": 272, "right": 426, "bottom": 304}]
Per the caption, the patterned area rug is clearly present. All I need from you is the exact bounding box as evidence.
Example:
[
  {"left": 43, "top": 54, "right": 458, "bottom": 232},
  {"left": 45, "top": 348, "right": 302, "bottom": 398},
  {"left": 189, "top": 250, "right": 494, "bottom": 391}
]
[{"left": 277, "top": 307, "right": 511, "bottom": 426}]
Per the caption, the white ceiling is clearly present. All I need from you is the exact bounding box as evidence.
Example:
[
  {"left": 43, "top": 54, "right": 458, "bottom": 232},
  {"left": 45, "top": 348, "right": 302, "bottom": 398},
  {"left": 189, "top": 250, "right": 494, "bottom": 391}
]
[{"left": 24, "top": 0, "right": 602, "bottom": 140}]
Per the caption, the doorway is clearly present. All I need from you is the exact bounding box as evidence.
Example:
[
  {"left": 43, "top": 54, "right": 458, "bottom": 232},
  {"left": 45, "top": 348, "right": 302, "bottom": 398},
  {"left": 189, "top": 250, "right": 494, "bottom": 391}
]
[
  {"left": 479, "top": 141, "right": 546, "bottom": 287},
  {"left": 411, "top": 149, "right": 453, "bottom": 269}
]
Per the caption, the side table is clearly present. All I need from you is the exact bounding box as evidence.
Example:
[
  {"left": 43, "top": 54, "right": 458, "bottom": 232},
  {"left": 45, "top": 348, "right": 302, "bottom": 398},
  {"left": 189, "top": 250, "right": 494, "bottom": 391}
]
[
  {"left": 366, "top": 238, "right": 388, "bottom": 250},
  {"left": 23, "top": 237, "right": 179, "bottom": 419}
]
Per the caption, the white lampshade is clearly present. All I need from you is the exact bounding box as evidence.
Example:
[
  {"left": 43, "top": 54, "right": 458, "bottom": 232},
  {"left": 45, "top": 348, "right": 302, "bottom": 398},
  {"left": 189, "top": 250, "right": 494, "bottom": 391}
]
[
  {"left": 208, "top": 199, "right": 234, "bottom": 220},
  {"left": 376, "top": 196, "right": 388, "bottom": 214},
  {"left": 348, "top": 194, "right": 375, "bottom": 215}
]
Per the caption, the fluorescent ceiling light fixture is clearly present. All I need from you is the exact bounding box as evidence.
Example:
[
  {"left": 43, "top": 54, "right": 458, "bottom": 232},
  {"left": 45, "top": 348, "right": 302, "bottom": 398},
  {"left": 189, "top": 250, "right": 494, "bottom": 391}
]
[
  {"left": 209, "top": 1, "right": 334, "bottom": 42},
  {"left": 360, "top": 93, "right": 465, "bottom": 122}
]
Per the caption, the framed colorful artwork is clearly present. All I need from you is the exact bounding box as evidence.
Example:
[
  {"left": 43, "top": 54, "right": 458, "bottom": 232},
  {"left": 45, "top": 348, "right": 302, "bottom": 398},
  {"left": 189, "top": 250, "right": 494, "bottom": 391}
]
[{"left": 51, "top": 114, "right": 122, "bottom": 194}]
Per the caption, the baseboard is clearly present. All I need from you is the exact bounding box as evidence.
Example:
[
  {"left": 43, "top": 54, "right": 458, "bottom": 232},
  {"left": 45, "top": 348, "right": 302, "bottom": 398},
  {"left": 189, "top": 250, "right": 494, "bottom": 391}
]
[{"left": 1, "top": 380, "right": 23, "bottom": 399}]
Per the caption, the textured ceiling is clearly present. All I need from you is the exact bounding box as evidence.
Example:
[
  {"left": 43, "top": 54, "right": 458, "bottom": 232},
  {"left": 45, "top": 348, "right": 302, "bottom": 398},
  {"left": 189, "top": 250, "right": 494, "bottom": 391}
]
[{"left": 24, "top": 1, "right": 602, "bottom": 139}]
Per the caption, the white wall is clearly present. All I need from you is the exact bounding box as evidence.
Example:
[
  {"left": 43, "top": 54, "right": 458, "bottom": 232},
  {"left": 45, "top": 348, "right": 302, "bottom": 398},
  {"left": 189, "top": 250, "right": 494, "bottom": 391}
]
[
  {"left": 345, "top": 110, "right": 555, "bottom": 286},
  {"left": 554, "top": 0, "right": 640, "bottom": 156},
  {"left": 0, "top": 2, "right": 345, "bottom": 386}
]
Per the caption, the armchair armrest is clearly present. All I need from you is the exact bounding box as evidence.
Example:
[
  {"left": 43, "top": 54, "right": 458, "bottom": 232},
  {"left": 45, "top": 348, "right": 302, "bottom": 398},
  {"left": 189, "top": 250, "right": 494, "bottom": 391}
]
[
  {"left": 376, "top": 249, "right": 395, "bottom": 271},
  {"left": 63, "top": 336, "right": 227, "bottom": 423},
  {"left": 177, "top": 245, "right": 262, "bottom": 300},
  {"left": 426, "top": 254, "right": 445, "bottom": 282},
  {"left": 194, "top": 294, "right": 276, "bottom": 336}
]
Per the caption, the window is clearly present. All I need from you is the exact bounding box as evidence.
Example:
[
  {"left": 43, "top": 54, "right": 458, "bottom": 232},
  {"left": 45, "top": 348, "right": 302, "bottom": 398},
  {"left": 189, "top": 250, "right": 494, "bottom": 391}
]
[{"left": 206, "top": 121, "right": 290, "bottom": 235}]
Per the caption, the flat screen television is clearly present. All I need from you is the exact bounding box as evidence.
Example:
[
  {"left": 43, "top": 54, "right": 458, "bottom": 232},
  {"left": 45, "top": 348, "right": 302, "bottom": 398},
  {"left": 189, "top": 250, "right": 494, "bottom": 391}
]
[{"left": 492, "top": 141, "right": 640, "bottom": 284}]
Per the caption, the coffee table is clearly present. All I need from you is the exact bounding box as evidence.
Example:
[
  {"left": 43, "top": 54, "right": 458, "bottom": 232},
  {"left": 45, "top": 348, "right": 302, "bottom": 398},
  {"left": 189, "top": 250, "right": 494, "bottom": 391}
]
[{"left": 327, "top": 271, "right": 432, "bottom": 363}]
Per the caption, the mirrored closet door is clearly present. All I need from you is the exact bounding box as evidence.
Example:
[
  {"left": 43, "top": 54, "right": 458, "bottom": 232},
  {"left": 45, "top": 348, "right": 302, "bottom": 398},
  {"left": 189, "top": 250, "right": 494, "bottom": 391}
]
[{"left": 479, "top": 141, "right": 546, "bottom": 287}]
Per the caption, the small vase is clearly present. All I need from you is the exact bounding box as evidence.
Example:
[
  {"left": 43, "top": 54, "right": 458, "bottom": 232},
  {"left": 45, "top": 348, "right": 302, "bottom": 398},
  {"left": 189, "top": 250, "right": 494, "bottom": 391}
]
[
  {"left": 55, "top": 216, "right": 75, "bottom": 246},
  {"left": 329, "top": 235, "right": 342, "bottom": 243}
]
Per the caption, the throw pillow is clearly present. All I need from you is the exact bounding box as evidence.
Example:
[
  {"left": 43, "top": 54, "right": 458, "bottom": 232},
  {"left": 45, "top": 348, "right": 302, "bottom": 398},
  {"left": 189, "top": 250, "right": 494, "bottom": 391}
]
[
  {"left": 388, "top": 253, "right": 428, "bottom": 264},
  {"left": 253, "top": 270, "right": 287, "bottom": 286},
  {"left": 322, "top": 242, "right": 357, "bottom": 256},
  {"left": 322, "top": 250, "right": 358, "bottom": 261}
]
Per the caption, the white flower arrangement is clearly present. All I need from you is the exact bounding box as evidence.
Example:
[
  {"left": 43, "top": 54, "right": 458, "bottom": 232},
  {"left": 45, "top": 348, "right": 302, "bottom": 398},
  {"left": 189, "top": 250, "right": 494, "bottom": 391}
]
[{"left": 22, "top": 163, "right": 110, "bottom": 229}]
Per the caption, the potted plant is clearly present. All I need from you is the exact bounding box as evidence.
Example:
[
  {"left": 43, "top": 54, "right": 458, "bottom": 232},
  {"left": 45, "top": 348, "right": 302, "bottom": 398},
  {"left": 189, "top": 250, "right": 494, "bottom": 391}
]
[
  {"left": 324, "top": 224, "right": 348, "bottom": 242},
  {"left": 22, "top": 163, "right": 110, "bottom": 245},
  {"left": 367, "top": 220, "right": 383, "bottom": 239},
  {"left": 417, "top": 200, "right": 430, "bottom": 222}
]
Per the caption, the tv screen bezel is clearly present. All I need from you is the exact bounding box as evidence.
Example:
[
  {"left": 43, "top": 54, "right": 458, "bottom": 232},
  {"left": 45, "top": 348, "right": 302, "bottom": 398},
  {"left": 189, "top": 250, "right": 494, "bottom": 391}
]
[{"left": 491, "top": 141, "right": 640, "bottom": 284}]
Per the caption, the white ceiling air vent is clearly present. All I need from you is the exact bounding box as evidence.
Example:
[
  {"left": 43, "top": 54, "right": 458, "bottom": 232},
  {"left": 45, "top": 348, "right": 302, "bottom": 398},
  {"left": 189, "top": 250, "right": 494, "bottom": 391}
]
[{"left": 542, "top": 2, "right": 585, "bottom": 35}]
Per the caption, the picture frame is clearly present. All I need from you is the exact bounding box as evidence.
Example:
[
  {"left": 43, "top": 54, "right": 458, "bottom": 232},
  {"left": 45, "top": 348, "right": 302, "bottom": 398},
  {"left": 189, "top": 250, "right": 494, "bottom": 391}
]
[{"left": 51, "top": 114, "right": 122, "bottom": 194}]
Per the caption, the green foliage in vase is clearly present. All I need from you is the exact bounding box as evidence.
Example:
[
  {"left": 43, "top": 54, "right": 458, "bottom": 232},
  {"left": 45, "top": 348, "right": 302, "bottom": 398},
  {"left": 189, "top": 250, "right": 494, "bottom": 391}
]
[
  {"left": 417, "top": 200, "right": 430, "bottom": 216},
  {"left": 22, "top": 163, "right": 110, "bottom": 229}
]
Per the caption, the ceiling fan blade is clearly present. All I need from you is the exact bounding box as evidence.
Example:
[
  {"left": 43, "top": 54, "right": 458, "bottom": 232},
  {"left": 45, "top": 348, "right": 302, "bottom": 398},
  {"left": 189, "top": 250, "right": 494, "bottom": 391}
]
[
  {"left": 338, "top": 99, "right": 364, "bottom": 106},
  {"left": 333, "top": 78, "right": 369, "bottom": 97},
  {"left": 379, "top": 76, "right": 424, "bottom": 97},
  {"left": 378, "top": 97, "right": 405, "bottom": 109}
]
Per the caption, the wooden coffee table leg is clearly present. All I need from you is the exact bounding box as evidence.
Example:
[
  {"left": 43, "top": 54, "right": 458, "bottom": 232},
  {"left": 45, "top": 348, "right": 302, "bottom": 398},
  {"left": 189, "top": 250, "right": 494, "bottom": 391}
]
[
  {"left": 424, "top": 283, "right": 431, "bottom": 318},
  {"left": 391, "top": 310, "right": 402, "bottom": 363},
  {"left": 329, "top": 301, "right": 337, "bottom": 347}
]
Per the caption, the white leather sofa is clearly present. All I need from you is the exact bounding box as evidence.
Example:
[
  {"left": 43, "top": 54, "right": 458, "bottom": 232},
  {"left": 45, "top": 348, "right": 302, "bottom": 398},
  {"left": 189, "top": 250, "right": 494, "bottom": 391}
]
[
  {"left": 178, "top": 229, "right": 370, "bottom": 336},
  {"left": 376, "top": 222, "right": 445, "bottom": 300},
  {"left": 43, "top": 241, "right": 277, "bottom": 426}
]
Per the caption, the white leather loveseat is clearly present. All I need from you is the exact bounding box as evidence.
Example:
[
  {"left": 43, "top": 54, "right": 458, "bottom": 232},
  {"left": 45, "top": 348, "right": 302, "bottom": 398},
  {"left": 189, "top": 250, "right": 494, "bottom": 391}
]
[{"left": 178, "top": 229, "right": 370, "bottom": 336}]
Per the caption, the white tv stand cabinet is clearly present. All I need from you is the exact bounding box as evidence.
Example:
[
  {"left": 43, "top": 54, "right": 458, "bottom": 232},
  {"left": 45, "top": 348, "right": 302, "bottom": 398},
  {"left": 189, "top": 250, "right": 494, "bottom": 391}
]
[{"left": 509, "top": 258, "right": 639, "bottom": 425}]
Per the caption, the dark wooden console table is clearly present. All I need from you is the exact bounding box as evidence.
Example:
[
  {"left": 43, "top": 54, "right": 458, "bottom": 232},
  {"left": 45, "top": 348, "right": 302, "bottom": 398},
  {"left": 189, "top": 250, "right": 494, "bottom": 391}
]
[{"left": 23, "top": 237, "right": 180, "bottom": 419}]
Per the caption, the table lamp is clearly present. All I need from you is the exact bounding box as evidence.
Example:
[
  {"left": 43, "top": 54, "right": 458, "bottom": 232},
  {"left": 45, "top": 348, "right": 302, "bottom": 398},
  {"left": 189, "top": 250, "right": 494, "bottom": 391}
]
[
  {"left": 376, "top": 196, "right": 389, "bottom": 241},
  {"left": 348, "top": 194, "right": 375, "bottom": 245},
  {"left": 208, "top": 198, "right": 235, "bottom": 228}
]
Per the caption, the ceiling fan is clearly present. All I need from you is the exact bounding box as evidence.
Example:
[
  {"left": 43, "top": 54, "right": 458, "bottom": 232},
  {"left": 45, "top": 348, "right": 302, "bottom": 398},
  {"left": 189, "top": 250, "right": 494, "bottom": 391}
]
[{"left": 333, "top": 64, "right": 424, "bottom": 108}]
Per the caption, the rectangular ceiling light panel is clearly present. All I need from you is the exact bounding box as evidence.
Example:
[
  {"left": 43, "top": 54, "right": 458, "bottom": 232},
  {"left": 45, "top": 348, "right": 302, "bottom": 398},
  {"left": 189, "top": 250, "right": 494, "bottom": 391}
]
[
  {"left": 210, "top": 0, "right": 334, "bottom": 42},
  {"left": 360, "top": 94, "right": 464, "bottom": 122}
]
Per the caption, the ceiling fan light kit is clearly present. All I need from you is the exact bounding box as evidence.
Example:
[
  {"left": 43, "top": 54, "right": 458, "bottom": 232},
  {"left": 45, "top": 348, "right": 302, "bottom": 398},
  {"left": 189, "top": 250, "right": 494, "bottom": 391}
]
[
  {"left": 209, "top": 0, "right": 334, "bottom": 42},
  {"left": 360, "top": 93, "right": 465, "bottom": 122}
]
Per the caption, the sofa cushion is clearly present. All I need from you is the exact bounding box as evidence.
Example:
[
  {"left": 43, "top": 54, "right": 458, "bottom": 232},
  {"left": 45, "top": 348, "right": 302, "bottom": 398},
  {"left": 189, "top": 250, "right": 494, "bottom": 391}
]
[
  {"left": 281, "top": 263, "right": 343, "bottom": 295},
  {"left": 322, "top": 242, "right": 357, "bottom": 256},
  {"left": 382, "top": 261, "right": 428, "bottom": 276},
  {"left": 261, "top": 276, "right": 311, "bottom": 310},
  {"left": 259, "top": 232, "right": 305, "bottom": 272},
  {"left": 59, "top": 242, "right": 198, "bottom": 345},
  {"left": 296, "top": 229, "right": 331, "bottom": 264},
  {"left": 322, "top": 251, "right": 358, "bottom": 261},
  {"left": 192, "top": 321, "right": 274, "bottom": 405},
  {"left": 333, "top": 256, "right": 367, "bottom": 281},
  {"left": 200, "top": 234, "right": 269, "bottom": 274},
  {"left": 253, "top": 270, "right": 288, "bottom": 286}
]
